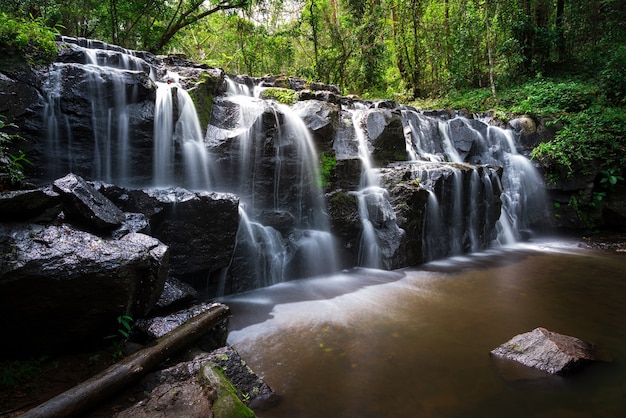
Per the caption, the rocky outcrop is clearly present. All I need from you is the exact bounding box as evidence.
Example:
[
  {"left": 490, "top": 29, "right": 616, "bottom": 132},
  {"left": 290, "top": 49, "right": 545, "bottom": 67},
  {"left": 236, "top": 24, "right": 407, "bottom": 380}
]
[
  {"left": 490, "top": 327, "right": 611, "bottom": 374},
  {"left": 110, "top": 346, "right": 276, "bottom": 417},
  {"left": 0, "top": 173, "right": 244, "bottom": 352},
  {"left": 99, "top": 185, "right": 240, "bottom": 278},
  {"left": 0, "top": 223, "right": 169, "bottom": 353},
  {"left": 363, "top": 108, "right": 407, "bottom": 166},
  {"left": 53, "top": 173, "right": 125, "bottom": 231}
]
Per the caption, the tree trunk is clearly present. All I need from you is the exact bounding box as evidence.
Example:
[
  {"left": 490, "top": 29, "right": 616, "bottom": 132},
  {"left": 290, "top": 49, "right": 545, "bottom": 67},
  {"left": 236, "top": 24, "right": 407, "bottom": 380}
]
[
  {"left": 20, "top": 303, "right": 231, "bottom": 418},
  {"left": 486, "top": 0, "right": 497, "bottom": 100},
  {"left": 556, "top": 0, "right": 566, "bottom": 61}
]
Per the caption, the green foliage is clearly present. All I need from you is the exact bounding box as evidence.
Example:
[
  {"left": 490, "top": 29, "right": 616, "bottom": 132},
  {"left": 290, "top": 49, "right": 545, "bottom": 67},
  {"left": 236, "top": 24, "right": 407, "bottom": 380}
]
[
  {"left": 104, "top": 315, "right": 133, "bottom": 360},
  {"left": 0, "top": 13, "right": 57, "bottom": 64},
  {"left": 260, "top": 87, "right": 298, "bottom": 105},
  {"left": 600, "top": 167, "right": 624, "bottom": 188},
  {"left": 531, "top": 106, "right": 626, "bottom": 178},
  {"left": 509, "top": 79, "right": 598, "bottom": 115},
  {"left": 599, "top": 46, "right": 626, "bottom": 106},
  {"left": 319, "top": 152, "right": 336, "bottom": 189},
  {"left": 0, "top": 116, "right": 32, "bottom": 190}
]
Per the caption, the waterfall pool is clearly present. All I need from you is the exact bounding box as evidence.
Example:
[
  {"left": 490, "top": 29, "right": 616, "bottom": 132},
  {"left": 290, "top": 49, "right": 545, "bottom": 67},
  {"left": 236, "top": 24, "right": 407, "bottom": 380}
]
[{"left": 221, "top": 239, "right": 626, "bottom": 417}]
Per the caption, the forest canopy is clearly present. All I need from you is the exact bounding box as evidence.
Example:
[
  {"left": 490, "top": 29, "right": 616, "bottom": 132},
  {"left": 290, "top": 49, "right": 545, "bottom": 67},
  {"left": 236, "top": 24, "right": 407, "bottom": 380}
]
[{"left": 1, "top": 0, "right": 624, "bottom": 99}]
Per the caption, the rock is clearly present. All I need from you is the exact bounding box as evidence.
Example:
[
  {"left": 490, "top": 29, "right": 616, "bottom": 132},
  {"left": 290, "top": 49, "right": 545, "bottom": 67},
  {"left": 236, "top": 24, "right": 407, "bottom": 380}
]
[
  {"left": 134, "top": 303, "right": 227, "bottom": 343},
  {"left": 363, "top": 108, "right": 407, "bottom": 165},
  {"left": 0, "top": 224, "right": 169, "bottom": 353},
  {"left": 0, "top": 186, "right": 61, "bottom": 222},
  {"left": 490, "top": 327, "right": 611, "bottom": 374},
  {"left": 206, "top": 346, "right": 280, "bottom": 411},
  {"left": 146, "top": 188, "right": 240, "bottom": 276},
  {"left": 101, "top": 186, "right": 240, "bottom": 277},
  {"left": 153, "top": 276, "right": 201, "bottom": 313},
  {"left": 113, "top": 346, "right": 275, "bottom": 417},
  {"left": 292, "top": 100, "right": 339, "bottom": 152},
  {"left": 53, "top": 173, "right": 125, "bottom": 232}
]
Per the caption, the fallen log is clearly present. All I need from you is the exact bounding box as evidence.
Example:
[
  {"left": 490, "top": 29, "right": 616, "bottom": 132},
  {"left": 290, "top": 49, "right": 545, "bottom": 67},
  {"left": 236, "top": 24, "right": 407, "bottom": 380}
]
[{"left": 21, "top": 303, "right": 231, "bottom": 418}]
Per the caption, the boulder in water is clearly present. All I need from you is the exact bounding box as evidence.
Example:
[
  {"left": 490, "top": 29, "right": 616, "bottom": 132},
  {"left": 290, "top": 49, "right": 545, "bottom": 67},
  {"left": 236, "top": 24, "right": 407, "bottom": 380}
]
[{"left": 490, "top": 327, "right": 611, "bottom": 375}]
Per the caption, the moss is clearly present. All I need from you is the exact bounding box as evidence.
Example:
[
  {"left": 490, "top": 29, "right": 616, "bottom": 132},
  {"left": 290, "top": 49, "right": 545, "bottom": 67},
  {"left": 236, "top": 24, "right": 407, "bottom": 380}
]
[
  {"left": 200, "top": 362, "right": 256, "bottom": 418},
  {"left": 260, "top": 87, "right": 298, "bottom": 105},
  {"left": 319, "top": 152, "right": 337, "bottom": 189},
  {"left": 187, "top": 71, "right": 219, "bottom": 131}
]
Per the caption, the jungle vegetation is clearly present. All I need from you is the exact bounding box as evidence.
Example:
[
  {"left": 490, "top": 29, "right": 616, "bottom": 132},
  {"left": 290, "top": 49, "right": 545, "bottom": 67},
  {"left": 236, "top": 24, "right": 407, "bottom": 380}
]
[{"left": 1, "top": 0, "right": 625, "bottom": 189}]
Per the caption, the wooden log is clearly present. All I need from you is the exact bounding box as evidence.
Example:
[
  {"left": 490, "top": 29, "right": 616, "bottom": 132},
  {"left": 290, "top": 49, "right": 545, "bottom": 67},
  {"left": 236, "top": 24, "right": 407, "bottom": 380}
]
[{"left": 21, "top": 303, "right": 231, "bottom": 418}]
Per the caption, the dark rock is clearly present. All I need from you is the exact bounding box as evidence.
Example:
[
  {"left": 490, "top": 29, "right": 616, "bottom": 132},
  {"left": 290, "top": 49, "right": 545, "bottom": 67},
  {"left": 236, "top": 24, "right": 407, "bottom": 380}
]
[
  {"left": 258, "top": 210, "right": 295, "bottom": 234},
  {"left": 134, "top": 302, "right": 226, "bottom": 341},
  {"left": 363, "top": 108, "right": 407, "bottom": 165},
  {"left": 206, "top": 346, "right": 280, "bottom": 411},
  {"left": 292, "top": 100, "right": 339, "bottom": 152},
  {"left": 490, "top": 327, "right": 611, "bottom": 374},
  {"left": 101, "top": 186, "right": 240, "bottom": 277},
  {"left": 153, "top": 277, "right": 201, "bottom": 313},
  {"left": 0, "top": 186, "right": 61, "bottom": 222},
  {"left": 53, "top": 173, "right": 125, "bottom": 231},
  {"left": 147, "top": 188, "right": 239, "bottom": 276},
  {"left": 111, "top": 212, "right": 151, "bottom": 239},
  {"left": 0, "top": 224, "right": 168, "bottom": 353}
]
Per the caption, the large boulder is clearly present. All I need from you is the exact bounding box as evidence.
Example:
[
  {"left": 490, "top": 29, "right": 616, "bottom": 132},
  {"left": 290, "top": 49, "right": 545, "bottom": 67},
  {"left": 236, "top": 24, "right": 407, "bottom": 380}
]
[
  {"left": 363, "top": 108, "right": 407, "bottom": 166},
  {"left": 292, "top": 99, "right": 340, "bottom": 152},
  {"left": 100, "top": 186, "right": 240, "bottom": 277},
  {"left": 490, "top": 327, "right": 611, "bottom": 375},
  {"left": 0, "top": 223, "right": 169, "bottom": 353},
  {"left": 53, "top": 173, "right": 125, "bottom": 232}
]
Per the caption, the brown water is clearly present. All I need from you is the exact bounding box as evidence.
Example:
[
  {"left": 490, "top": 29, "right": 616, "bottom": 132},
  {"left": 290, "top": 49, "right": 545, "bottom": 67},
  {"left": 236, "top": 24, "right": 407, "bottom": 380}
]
[{"left": 222, "top": 241, "right": 626, "bottom": 418}]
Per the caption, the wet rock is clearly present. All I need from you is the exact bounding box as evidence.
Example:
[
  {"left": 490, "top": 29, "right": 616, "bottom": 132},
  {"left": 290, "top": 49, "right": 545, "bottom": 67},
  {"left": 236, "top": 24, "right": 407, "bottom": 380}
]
[
  {"left": 134, "top": 302, "right": 227, "bottom": 342},
  {"left": 292, "top": 100, "right": 339, "bottom": 151},
  {"left": 258, "top": 210, "right": 295, "bottom": 234},
  {"left": 363, "top": 108, "right": 407, "bottom": 165},
  {"left": 0, "top": 186, "right": 61, "bottom": 222},
  {"left": 153, "top": 277, "right": 201, "bottom": 313},
  {"left": 206, "top": 346, "right": 280, "bottom": 411},
  {"left": 53, "top": 173, "right": 125, "bottom": 232},
  {"left": 0, "top": 224, "right": 169, "bottom": 353},
  {"left": 101, "top": 186, "right": 240, "bottom": 277},
  {"left": 111, "top": 346, "right": 275, "bottom": 417},
  {"left": 490, "top": 327, "right": 611, "bottom": 374}
]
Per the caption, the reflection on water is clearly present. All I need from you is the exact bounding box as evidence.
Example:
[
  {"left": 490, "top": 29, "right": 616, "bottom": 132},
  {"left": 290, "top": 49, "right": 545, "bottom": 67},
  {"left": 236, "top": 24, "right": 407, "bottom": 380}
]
[{"left": 221, "top": 241, "right": 626, "bottom": 418}]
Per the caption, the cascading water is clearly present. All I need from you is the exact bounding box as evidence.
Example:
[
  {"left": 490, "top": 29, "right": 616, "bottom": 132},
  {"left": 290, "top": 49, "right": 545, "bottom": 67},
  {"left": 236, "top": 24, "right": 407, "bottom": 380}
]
[
  {"left": 346, "top": 106, "right": 404, "bottom": 269},
  {"left": 44, "top": 55, "right": 137, "bottom": 183},
  {"left": 153, "top": 72, "right": 212, "bottom": 190},
  {"left": 393, "top": 111, "right": 545, "bottom": 261},
  {"left": 42, "top": 38, "right": 212, "bottom": 189},
  {"left": 38, "top": 38, "right": 547, "bottom": 292},
  {"left": 208, "top": 79, "right": 338, "bottom": 288}
]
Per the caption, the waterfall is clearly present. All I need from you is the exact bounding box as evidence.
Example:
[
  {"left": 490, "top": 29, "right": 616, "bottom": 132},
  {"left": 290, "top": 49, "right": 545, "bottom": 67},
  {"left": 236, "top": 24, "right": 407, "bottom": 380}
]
[
  {"left": 37, "top": 39, "right": 547, "bottom": 292},
  {"left": 153, "top": 73, "right": 212, "bottom": 190},
  {"left": 209, "top": 78, "right": 338, "bottom": 284},
  {"left": 347, "top": 107, "right": 405, "bottom": 269}
]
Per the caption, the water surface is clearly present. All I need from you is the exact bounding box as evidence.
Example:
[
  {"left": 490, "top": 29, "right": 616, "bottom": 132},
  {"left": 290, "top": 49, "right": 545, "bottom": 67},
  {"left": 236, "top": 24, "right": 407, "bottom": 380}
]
[{"left": 223, "top": 241, "right": 626, "bottom": 417}]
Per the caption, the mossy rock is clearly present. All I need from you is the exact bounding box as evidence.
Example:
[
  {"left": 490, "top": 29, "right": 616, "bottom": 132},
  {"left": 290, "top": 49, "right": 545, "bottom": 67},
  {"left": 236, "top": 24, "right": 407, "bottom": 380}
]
[
  {"left": 200, "top": 362, "right": 256, "bottom": 418},
  {"left": 187, "top": 70, "right": 221, "bottom": 132},
  {"left": 260, "top": 87, "right": 298, "bottom": 105}
]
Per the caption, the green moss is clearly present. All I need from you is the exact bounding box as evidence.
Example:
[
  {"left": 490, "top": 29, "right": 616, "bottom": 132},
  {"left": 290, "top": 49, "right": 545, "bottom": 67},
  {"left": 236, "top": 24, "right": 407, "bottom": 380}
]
[
  {"left": 319, "top": 152, "right": 336, "bottom": 189},
  {"left": 188, "top": 71, "right": 219, "bottom": 131},
  {"left": 200, "top": 362, "right": 256, "bottom": 418},
  {"left": 260, "top": 87, "right": 298, "bottom": 105}
]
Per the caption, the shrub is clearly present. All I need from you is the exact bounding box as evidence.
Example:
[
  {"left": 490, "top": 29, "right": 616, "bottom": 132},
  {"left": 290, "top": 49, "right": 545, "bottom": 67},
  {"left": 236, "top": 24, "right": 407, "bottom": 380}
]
[
  {"left": 0, "top": 13, "right": 57, "bottom": 64},
  {"left": 599, "top": 46, "right": 626, "bottom": 106}
]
